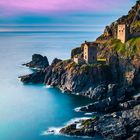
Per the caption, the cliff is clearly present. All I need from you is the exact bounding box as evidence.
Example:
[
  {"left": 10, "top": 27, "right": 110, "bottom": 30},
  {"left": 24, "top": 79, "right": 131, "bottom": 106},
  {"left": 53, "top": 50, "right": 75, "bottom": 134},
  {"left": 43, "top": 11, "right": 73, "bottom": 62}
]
[
  {"left": 23, "top": 54, "right": 49, "bottom": 70},
  {"left": 20, "top": 58, "right": 111, "bottom": 93},
  {"left": 19, "top": 1, "right": 140, "bottom": 140},
  {"left": 19, "top": 0, "right": 140, "bottom": 108}
]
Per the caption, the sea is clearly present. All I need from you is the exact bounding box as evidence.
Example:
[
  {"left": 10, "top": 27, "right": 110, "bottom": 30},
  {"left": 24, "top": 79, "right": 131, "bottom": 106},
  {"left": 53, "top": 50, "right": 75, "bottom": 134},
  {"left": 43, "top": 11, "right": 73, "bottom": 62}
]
[{"left": 0, "top": 24, "right": 106, "bottom": 140}]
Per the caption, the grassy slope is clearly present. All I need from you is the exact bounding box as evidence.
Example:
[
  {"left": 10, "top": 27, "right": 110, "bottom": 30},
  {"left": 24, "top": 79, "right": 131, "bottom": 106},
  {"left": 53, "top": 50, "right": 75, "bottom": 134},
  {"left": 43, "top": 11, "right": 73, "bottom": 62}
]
[{"left": 99, "top": 37, "right": 140, "bottom": 58}]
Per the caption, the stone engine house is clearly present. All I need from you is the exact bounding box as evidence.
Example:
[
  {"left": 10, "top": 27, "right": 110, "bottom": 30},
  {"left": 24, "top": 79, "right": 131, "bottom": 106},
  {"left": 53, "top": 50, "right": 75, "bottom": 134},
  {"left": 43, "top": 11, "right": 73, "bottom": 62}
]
[
  {"left": 83, "top": 42, "right": 97, "bottom": 64},
  {"left": 117, "top": 24, "right": 129, "bottom": 43}
]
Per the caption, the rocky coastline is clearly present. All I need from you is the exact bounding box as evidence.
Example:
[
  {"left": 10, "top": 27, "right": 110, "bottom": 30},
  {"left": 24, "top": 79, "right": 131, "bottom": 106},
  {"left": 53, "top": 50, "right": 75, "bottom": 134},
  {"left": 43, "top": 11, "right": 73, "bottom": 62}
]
[{"left": 19, "top": 1, "right": 140, "bottom": 140}]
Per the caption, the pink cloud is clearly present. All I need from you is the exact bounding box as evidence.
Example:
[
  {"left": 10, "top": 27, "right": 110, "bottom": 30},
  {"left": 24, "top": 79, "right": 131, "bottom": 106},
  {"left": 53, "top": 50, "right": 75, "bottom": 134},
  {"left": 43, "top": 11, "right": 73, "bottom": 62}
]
[{"left": 0, "top": 0, "right": 134, "bottom": 16}]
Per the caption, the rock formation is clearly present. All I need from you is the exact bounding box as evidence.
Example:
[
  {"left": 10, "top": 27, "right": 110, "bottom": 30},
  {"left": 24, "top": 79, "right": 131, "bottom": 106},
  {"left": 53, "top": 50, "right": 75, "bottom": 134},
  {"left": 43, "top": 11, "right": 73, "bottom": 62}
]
[
  {"left": 23, "top": 54, "right": 49, "bottom": 70},
  {"left": 60, "top": 105, "right": 140, "bottom": 140}
]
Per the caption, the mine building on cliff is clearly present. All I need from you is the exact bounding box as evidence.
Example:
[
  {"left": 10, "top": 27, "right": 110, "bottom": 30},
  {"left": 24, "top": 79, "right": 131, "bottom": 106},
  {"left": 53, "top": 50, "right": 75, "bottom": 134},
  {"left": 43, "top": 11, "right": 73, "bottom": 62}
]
[
  {"left": 117, "top": 24, "right": 129, "bottom": 43},
  {"left": 83, "top": 41, "right": 98, "bottom": 64},
  {"left": 73, "top": 41, "right": 98, "bottom": 64}
]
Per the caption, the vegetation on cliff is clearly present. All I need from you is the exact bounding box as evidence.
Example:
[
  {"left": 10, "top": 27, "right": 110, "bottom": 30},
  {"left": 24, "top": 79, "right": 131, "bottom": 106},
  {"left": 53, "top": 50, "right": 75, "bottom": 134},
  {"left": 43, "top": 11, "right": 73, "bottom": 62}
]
[{"left": 98, "top": 37, "right": 140, "bottom": 59}]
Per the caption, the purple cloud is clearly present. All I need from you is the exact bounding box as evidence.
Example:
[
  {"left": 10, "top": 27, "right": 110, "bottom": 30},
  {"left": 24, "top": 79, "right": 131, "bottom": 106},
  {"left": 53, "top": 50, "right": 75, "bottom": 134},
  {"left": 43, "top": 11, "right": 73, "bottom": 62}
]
[{"left": 0, "top": 0, "right": 135, "bottom": 16}]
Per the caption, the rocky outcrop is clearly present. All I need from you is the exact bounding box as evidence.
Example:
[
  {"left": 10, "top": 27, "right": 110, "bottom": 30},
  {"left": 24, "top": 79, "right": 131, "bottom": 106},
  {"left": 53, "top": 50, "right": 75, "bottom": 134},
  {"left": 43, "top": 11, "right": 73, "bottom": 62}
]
[
  {"left": 60, "top": 105, "right": 140, "bottom": 140},
  {"left": 44, "top": 60, "right": 111, "bottom": 93},
  {"left": 19, "top": 70, "right": 46, "bottom": 84},
  {"left": 60, "top": 118, "right": 96, "bottom": 137},
  {"left": 20, "top": 57, "right": 113, "bottom": 95},
  {"left": 23, "top": 54, "right": 49, "bottom": 69},
  {"left": 77, "top": 97, "right": 118, "bottom": 113},
  {"left": 51, "top": 58, "right": 62, "bottom": 66},
  {"left": 77, "top": 89, "right": 140, "bottom": 113}
]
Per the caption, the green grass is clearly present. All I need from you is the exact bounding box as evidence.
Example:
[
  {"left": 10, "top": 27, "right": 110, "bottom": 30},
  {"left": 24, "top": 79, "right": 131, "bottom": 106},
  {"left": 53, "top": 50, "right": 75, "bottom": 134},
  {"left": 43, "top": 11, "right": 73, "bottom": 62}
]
[
  {"left": 126, "top": 37, "right": 140, "bottom": 57},
  {"left": 104, "top": 37, "right": 140, "bottom": 58},
  {"left": 131, "top": 21, "right": 140, "bottom": 28}
]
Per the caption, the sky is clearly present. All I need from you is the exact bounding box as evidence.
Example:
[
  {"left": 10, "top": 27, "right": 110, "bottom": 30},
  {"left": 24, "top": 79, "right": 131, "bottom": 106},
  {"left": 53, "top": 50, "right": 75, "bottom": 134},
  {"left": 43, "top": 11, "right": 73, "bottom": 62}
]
[{"left": 0, "top": 0, "right": 137, "bottom": 25}]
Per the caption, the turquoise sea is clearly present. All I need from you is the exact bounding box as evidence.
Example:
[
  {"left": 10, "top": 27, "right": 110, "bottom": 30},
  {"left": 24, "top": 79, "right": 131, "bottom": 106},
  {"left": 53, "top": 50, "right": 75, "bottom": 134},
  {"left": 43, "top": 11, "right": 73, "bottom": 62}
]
[{"left": 0, "top": 25, "right": 106, "bottom": 140}]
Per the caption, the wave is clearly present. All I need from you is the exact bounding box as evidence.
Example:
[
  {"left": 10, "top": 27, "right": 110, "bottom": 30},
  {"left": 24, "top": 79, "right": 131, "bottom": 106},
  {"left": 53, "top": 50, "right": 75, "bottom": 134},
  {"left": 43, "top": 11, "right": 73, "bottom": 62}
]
[
  {"left": 74, "top": 106, "right": 83, "bottom": 112},
  {"left": 65, "top": 117, "right": 90, "bottom": 126},
  {"left": 84, "top": 112, "right": 97, "bottom": 116},
  {"left": 44, "top": 85, "right": 53, "bottom": 89},
  {"left": 41, "top": 127, "right": 62, "bottom": 136},
  {"left": 41, "top": 117, "right": 90, "bottom": 136}
]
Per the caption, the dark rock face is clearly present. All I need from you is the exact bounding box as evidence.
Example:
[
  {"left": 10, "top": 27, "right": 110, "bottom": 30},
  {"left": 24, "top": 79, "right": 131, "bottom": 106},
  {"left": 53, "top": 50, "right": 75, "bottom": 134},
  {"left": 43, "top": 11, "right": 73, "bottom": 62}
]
[
  {"left": 107, "top": 54, "right": 122, "bottom": 83},
  {"left": 95, "top": 115, "right": 127, "bottom": 140},
  {"left": 78, "top": 97, "right": 118, "bottom": 113},
  {"left": 23, "top": 54, "right": 49, "bottom": 69},
  {"left": 119, "top": 99, "right": 140, "bottom": 110},
  {"left": 87, "top": 84, "right": 108, "bottom": 100},
  {"left": 78, "top": 83, "right": 136, "bottom": 113},
  {"left": 60, "top": 105, "right": 140, "bottom": 140},
  {"left": 20, "top": 57, "right": 113, "bottom": 97},
  {"left": 44, "top": 60, "right": 111, "bottom": 93},
  {"left": 51, "top": 58, "right": 62, "bottom": 66},
  {"left": 105, "top": 51, "right": 140, "bottom": 93},
  {"left": 19, "top": 71, "right": 46, "bottom": 84}
]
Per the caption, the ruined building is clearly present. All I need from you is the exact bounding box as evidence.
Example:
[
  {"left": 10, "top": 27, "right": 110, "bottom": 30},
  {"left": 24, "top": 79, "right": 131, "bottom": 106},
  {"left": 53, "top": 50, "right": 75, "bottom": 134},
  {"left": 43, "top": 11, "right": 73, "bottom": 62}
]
[{"left": 117, "top": 24, "right": 129, "bottom": 43}]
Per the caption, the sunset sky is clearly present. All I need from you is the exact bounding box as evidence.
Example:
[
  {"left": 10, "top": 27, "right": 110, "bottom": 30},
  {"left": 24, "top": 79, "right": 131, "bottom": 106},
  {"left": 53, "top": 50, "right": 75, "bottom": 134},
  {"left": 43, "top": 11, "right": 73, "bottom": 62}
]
[{"left": 0, "top": 0, "right": 136, "bottom": 24}]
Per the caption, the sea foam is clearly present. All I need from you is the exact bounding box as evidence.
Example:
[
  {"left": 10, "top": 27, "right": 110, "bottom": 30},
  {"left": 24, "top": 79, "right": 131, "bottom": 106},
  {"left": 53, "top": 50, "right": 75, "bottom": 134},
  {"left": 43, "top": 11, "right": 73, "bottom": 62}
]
[
  {"left": 41, "top": 127, "right": 62, "bottom": 136},
  {"left": 42, "top": 117, "right": 90, "bottom": 136},
  {"left": 44, "top": 85, "right": 52, "bottom": 89}
]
